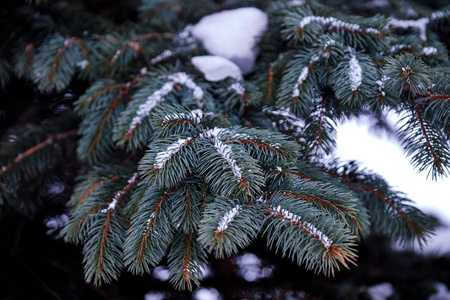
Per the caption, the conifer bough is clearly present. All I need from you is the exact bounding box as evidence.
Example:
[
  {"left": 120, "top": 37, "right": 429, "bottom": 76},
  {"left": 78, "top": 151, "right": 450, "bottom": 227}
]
[{"left": 1, "top": 0, "right": 448, "bottom": 291}]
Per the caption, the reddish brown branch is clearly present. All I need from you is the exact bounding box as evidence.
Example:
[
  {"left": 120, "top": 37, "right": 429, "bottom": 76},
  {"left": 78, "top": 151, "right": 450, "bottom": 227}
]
[
  {"left": 74, "top": 38, "right": 90, "bottom": 69},
  {"left": 183, "top": 231, "right": 193, "bottom": 284},
  {"left": 138, "top": 187, "right": 173, "bottom": 260},
  {"left": 224, "top": 139, "right": 286, "bottom": 153},
  {"left": 26, "top": 43, "right": 34, "bottom": 66},
  {"left": 265, "top": 67, "right": 274, "bottom": 104},
  {"left": 267, "top": 205, "right": 330, "bottom": 247},
  {"left": 186, "top": 184, "right": 191, "bottom": 219},
  {"left": 98, "top": 213, "right": 111, "bottom": 269},
  {"left": 132, "top": 32, "right": 177, "bottom": 40},
  {"left": 84, "top": 83, "right": 127, "bottom": 107},
  {"left": 289, "top": 171, "right": 314, "bottom": 181},
  {"left": 49, "top": 37, "right": 83, "bottom": 80},
  {"left": 77, "top": 176, "right": 121, "bottom": 205},
  {"left": 411, "top": 99, "right": 441, "bottom": 169},
  {"left": 283, "top": 192, "right": 348, "bottom": 213},
  {"left": 358, "top": 183, "right": 420, "bottom": 234},
  {"left": 292, "top": 60, "right": 317, "bottom": 105},
  {"left": 110, "top": 41, "right": 143, "bottom": 64},
  {"left": 0, "top": 26, "right": 20, "bottom": 56},
  {"left": 162, "top": 119, "right": 199, "bottom": 126},
  {"left": 109, "top": 173, "right": 139, "bottom": 212},
  {"left": 91, "top": 94, "right": 122, "bottom": 151},
  {"left": 417, "top": 92, "right": 450, "bottom": 102},
  {"left": 325, "top": 169, "right": 421, "bottom": 234},
  {"left": 72, "top": 205, "right": 106, "bottom": 232},
  {"left": 0, "top": 129, "right": 78, "bottom": 176}
]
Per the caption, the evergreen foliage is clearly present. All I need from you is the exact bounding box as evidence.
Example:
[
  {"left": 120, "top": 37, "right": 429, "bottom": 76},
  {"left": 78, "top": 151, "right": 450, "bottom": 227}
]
[{"left": 1, "top": 0, "right": 449, "bottom": 291}]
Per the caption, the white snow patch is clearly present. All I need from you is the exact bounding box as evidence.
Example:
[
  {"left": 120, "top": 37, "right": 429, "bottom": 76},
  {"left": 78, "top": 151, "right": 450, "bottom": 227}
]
[
  {"left": 151, "top": 49, "right": 173, "bottom": 65},
  {"left": 388, "top": 44, "right": 411, "bottom": 54},
  {"left": 365, "top": 282, "right": 394, "bottom": 300},
  {"left": 292, "top": 67, "right": 309, "bottom": 98},
  {"left": 387, "top": 17, "right": 429, "bottom": 41},
  {"left": 270, "top": 205, "right": 333, "bottom": 247},
  {"left": 228, "top": 82, "right": 245, "bottom": 95},
  {"left": 213, "top": 139, "right": 243, "bottom": 182},
  {"left": 376, "top": 75, "right": 388, "bottom": 97},
  {"left": 163, "top": 109, "right": 203, "bottom": 124},
  {"left": 193, "top": 287, "right": 222, "bottom": 300},
  {"left": 191, "top": 7, "right": 268, "bottom": 74},
  {"left": 429, "top": 282, "right": 450, "bottom": 300},
  {"left": 430, "top": 10, "right": 450, "bottom": 21},
  {"left": 46, "top": 214, "right": 69, "bottom": 235},
  {"left": 167, "top": 72, "right": 204, "bottom": 100},
  {"left": 191, "top": 55, "right": 242, "bottom": 82},
  {"left": 349, "top": 54, "right": 362, "bottom": 91},
  {"left": 200, "top": 127, "right": 230, "bottom": 139},
  {"left": 216, "top": 204, "right": 242, "bottom": 233},
  {"left": 422, "top": 46, "right": 438, "bottom": 56},
  {"left": 111, "top": 49, "right": 122, "bottom": 63},
  {"left": 153, "top": 266, "right": 170, "bottom": 281},
  {"left": 154, "top": 138, "right": 192, "bottom": 169},
  {"left": 145, "top": 291, "right": 166, "bottom": 300},
  {"left": 289, "top": 0, "right": 305, "bottom": 6},
  {"left": 76, "top": 59, "right": 89, "bottom": 70}
]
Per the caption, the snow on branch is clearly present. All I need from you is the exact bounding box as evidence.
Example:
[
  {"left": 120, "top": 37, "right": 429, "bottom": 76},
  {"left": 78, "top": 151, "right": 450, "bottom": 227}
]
[
  {"left": 50, "top": 37, "right": 90, "bottom": 80},
  {"left": 110, "top": 41, "right": 143, "bottom": 64},
  {"left": 106, "top": 172, "right": 139, "bottom": 211},
  {"left": 213, "top": 139, "right": 243, "bottom": 182},
  {"left": 422, "top": 47, "right": 437, "bottom": 56},
  {"left": 199, "top": 127, "right": 231, "bottom": 139},
  {"left": 127, "top": 72, "right": 204, "bottom": 137},
  {"left": 376, "top": 75, "right": 388, "bottom": 97},
  {"left": 268, "top": 205, "right": 333, "bottom": 248},
  {"left": 298, "top": 16, "right": 381, "bottom": 35},
  {"left": 264, "top": 106, "right": 305, "bottom": 130},
  {"left": 154, "top": 137, "right": 193, "bottom": 170},
  {"left": 228, "top": 82, "right": 245, "bottom": 95},
  {"left": 0, "top": 129, "right": 78, "bottom": 176},
  {"left": 167, "top": 72, "right": 204, "bottom": 100},
  {"left": 388, "top": 44, "right": 411, "bottom": 55},
  {"left": 348, "top": 53, "right": 362, "bottom": 92},
  {"left": 387, "top": 17, "right": 429, "bottom": 42},
  {"left": 429, "top": 10, "right": 450, "bottom": 21},
  {"left": 150, "top": 49, "right": 175, "bottom": 65},
  {"left": 292, "top": 55, "right": 319, "bottom": 98},
  {"left": 162, "top": 109, "right": 204, "bottom": 125},
  {"left": 215, "top": 204, "right": 242, "bottom": 233}
]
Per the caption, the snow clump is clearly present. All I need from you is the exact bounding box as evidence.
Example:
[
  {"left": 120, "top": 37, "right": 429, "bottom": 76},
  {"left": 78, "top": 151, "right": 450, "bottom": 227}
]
[{"left": 191, "top": 7, "right": 268, "bottom": 75}]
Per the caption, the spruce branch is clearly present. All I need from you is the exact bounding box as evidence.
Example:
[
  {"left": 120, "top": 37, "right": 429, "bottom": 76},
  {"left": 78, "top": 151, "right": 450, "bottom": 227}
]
[
  {"left": 167, "top": 231, "right": 208, "bottom": 291},
  {"left": 124, "top": 184, "right": 175, "bottom": 274},
  {"left": 325, "top": 161, "right": 436, "bottom": 246}
]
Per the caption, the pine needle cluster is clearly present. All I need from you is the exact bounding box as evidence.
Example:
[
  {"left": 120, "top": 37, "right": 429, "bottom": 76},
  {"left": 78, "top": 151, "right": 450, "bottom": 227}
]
[{"left": 1, "top": 0, "right": 448, "bottom": 290}]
